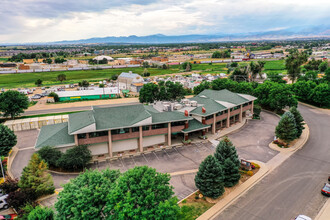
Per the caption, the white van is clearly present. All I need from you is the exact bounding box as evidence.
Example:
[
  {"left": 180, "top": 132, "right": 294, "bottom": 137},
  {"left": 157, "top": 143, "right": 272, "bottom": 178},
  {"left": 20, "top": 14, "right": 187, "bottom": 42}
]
[{"left": 0, "top": 195, "right": 9, "bottom": 209}]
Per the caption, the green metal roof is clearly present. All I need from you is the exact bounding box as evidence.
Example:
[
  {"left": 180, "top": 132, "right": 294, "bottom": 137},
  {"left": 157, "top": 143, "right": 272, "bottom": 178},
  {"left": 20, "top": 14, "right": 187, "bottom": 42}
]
[
  {"left": 35, "top": 122, "right": 75, "bottom": 149},
  {"left": 181, "top": 119, "right": 210, "bottom": 133},
  {"left": 148, "top": 111, "right": 192, "bottom": 124},
  {"left": 93, "top": 104, "right": 151, "bottom": 130},
  {"left": 68, "top": 110, "right": 95, "bottom": 134},
  {"left": 189, "top": 96, "right": 227, "bottom": 116},
  {"left": 197, "top": 89, "right": 250, "bottom": 105},
  {"left": 143, "top": 105, "right": 160, "bottom": 113}
]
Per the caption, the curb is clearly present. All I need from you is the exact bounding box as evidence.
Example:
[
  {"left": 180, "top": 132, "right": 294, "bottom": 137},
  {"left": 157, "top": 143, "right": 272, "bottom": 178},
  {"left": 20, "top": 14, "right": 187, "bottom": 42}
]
[
  {"left": 269, "top": 123, "right": 310, "bottom": 153},
  {"left": 261, "top": 109, "right": 281, "bottom": 118},
  {"left": 48, "top": 170, "right": 81, "bottom": 175},
  {"left": 7, "top": 146, "right": 19, "bottom": 179},
  {"left": 197, "top": 160, "right": 269, "bottom": 220},
  {"left": 170, "top": 169, "right": 198, "bottom": 177}
]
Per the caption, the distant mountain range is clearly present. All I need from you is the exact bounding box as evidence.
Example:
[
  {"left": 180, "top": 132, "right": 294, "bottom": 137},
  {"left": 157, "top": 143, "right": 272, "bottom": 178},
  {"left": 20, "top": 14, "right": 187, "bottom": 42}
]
[
  {"left": 3, "top": 25, "right": 330, "bottom": 46},
  {"left": 49, "top": 25, "right": 330, "bottom": 45}
]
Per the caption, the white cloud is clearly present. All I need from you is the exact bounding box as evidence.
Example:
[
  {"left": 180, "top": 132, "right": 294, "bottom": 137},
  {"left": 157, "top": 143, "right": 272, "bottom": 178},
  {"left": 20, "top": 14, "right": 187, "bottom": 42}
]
[{"left": 0, "top": 0, "right": 329, "bottom": 43}]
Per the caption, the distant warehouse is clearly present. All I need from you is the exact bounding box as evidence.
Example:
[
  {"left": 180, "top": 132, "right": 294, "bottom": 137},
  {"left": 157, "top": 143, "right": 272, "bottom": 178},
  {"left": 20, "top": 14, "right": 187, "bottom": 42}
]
[{"left": 56, "top": 87, "right": 119, "bottom": 101}]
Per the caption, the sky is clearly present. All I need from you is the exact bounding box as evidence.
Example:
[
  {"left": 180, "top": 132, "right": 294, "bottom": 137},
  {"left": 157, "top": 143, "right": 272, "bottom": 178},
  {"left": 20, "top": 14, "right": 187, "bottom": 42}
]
[{"left": 0, "top": 0, "right": 329, "bottom": 43}]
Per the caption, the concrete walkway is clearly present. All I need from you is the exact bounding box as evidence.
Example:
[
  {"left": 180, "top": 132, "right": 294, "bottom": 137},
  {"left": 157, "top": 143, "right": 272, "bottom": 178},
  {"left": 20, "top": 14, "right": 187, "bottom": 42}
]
[{"left": 315, "top": 198, "right": 330, "bottom": 220}]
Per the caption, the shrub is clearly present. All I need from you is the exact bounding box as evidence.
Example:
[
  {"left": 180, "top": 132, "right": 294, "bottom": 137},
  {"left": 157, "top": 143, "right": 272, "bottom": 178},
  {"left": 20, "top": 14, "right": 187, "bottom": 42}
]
[
  {"left": 246, "top": 171, "right": 254, "bottom": 176},
  {"left": 28, "top": 206, "right": 54, "bottom": 220},
  {"left": 57, "top": 145, "right": 92, "bottom": 171},
  {"left": 251, "top": 162, "right": 260, "bottom": 169},
  {"left": 253, "top": 104, "right": 262, "bottom": 119},
  {"left": 182, "top": 199, "right": 187, "bottom": 203},
  {"left": 6, "top": 188, "right": 37, "bottom": 210},
  {"left": 37, "top": 146, "right": 63, "bottom": 168},
  {"left": 48, "top": 92, "right": 59, "bottom": 102},
  {"left": 0, "top": 177, "right": 19, "bottom": 194}
]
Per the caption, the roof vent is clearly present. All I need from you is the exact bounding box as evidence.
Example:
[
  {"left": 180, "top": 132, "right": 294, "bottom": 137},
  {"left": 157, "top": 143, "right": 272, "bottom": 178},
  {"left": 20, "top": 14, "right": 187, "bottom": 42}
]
[{"left": 202, "top": 107, "right": 206, "bottom": 113}]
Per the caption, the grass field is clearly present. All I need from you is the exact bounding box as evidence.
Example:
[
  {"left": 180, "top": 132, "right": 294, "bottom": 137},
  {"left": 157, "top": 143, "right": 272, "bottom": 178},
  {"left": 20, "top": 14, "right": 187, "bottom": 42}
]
[
  {"left": 0, "top": 57, "right": 8, "bottom": 62},
  {"left": 0, "top": 59, "right": 286, "bottom": 88},
  {"left": 0, "top": 66, "right": 180, "bottom": 88}
]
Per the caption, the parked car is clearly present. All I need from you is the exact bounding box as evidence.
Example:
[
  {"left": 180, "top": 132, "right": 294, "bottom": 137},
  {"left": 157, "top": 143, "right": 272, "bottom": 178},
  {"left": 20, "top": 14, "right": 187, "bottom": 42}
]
[
  {"left": 0, "top": 214, "right": 17, "bottom": 220},
  {"left": 0, "top": 195, "right": 9, "bottom": 210},
  {"left": 31, "top": 94, "right": 42, "bottom": 99},
  {"left": 321, "top": 183, "right": 330, "bottom": 196},
  {"left": 295, "top": 215, "right": 311, "bottom": 220}
]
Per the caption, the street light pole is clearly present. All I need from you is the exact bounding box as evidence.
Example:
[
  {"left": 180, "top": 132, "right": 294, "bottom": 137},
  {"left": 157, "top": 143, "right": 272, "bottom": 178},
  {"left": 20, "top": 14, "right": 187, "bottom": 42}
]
[{"left": 0, "top": 157, "right": 5, "bottom": 182}]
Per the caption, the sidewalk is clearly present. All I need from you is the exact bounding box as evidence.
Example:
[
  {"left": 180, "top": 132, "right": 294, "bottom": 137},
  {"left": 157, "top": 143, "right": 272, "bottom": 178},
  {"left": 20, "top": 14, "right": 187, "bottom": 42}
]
[
  {"left": 315, "top": 199, "right": 330, "bottom": 220},
  {"left": 197, "top": 161, "right": 268, "bottom": 220}
]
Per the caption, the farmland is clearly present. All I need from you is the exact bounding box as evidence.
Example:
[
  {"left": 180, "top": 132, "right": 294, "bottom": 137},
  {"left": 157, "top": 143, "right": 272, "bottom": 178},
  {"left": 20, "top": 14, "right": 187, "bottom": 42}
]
[{"left": 0, "top": 59, "right": 286, "bottom": 88}]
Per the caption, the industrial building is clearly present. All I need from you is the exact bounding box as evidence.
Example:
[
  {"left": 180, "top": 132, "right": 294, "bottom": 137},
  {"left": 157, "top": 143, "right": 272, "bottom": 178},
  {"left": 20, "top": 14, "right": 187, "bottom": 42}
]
[
  {"left": 55, "top": 87, "right": 119, "bottom": 101},
  {"left": 35, "top": 89, "right": 256, "bottom": 159}
]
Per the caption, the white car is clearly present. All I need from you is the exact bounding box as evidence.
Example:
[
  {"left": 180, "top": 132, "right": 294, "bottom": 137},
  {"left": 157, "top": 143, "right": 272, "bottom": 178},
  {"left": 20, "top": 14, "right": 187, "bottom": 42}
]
[
  {"left": 0, "top": 195, "right": 9, "bottom": 209},
  {"left": 295, "top": 215, "right": 311, "bottom": 220}
]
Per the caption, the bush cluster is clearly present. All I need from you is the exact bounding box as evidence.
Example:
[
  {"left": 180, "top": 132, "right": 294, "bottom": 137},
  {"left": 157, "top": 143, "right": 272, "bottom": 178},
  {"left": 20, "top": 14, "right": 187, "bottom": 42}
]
[{"left": 38, "top": 145, "right": 92, "bottom": 171}]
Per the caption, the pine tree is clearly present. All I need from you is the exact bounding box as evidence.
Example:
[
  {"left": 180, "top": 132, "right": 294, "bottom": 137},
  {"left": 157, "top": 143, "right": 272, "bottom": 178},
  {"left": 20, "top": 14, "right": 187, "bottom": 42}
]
[
  {"left": 214, "top": 136, "right": 240, "bottom": 167},
  {"left": 223, "top": 158, "right": 241, "bottom": 187},
  {"left": 19, "top": 153, "right": 55, "bottom": 198},
  {"left": 275, "top": 111, "right": 298, "bottom": 143},
  {"left": 194, "top": 155, "right": 225, "bottom": 199},
  {"left": 289, "top": 107, "right": 305, "bottom": 138}
]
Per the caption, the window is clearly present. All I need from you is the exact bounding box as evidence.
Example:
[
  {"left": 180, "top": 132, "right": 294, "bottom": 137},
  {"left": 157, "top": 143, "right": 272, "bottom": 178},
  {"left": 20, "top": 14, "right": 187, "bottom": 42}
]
[
  {"left": 132, "top": 127, "right": 139, "bottom": 132},
  {"left": 216, "top": 111, "right": 223, "bottom": 116},
  {"left": 77, "top": 133, "right": 86, "bottom": 139},
  {"left": 152, "top": 123, "right": 167, "bottom": 129},
  {"left": 230, "top": 108, "right": 233, "bottom": 112},
  {"left": 111, "top": 129, "right": 120, "bottom": 135},
  {"left": 142, "top": 126, "right": 150, "bottom": 131},
  {"left": 243, "top": 103, "right": 249, "bottom": 107},
  {"left": 224, "top": 109, "right": 228, "bottom": 113},
  {"left": 171, "top": 121, "right": 185, "bottom": 127},
  {"left": 89, "top": 131, "right": 108, "bottom": 138},
  {"left": 205, "top": 115, "right": 213, "bottom": 120}
]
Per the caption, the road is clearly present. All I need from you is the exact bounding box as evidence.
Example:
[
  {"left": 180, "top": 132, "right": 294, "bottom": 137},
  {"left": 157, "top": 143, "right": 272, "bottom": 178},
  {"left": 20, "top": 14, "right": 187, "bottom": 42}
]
[
  {"left": 214, "top": 104, "right": 330, "bottom": 220},
  {"left": 22, "top": 102, "right": 140, "bottom": 116}
]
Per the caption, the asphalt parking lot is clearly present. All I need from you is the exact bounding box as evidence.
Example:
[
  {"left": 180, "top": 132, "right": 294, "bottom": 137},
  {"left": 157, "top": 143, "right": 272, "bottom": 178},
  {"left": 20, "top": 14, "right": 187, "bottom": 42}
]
[{"left": 11, "top": 111, "right": 280, "bottom": 201}]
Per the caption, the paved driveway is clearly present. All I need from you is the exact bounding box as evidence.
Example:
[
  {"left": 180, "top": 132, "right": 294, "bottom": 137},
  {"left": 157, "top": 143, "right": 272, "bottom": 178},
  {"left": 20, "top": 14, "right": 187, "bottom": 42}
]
[
  {"left": 214, "top": 104, "right": 330, "bottom": 220},
  {"left": 228, "top": 111, "right": 279, "bottom": 163},
  {"left": 11, "top": 130, "right": 39, "bottom": 178}
]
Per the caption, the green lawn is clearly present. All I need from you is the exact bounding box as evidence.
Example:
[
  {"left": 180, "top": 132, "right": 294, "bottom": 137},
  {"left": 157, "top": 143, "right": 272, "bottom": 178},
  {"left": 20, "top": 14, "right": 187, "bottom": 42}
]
[
  {"left": 0, "top": 60, "right": 286, "bottom": 88},
  {"left": 0, "top": 57, "right": 8, "bottom": 62},
  {"left": 0, "top": 67, "right": 180, "bottom": 88}
]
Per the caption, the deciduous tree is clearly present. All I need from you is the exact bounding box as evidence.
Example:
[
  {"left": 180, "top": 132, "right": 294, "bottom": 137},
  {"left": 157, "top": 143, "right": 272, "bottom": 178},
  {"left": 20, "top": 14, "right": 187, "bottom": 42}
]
[
  {"left": 104, "top": 166, "right": 180, "bottom": 220},
  {"left": 0, "top": 90, "right": 29, "bottom": 119},
  {"left": 57, "top": 74, "right": 66, "bottom": 82},
  {"left": 55, "top": 169, "right": 120, "bottom": 219},
  {"left": 285, "top": 50, "right": 308, "bottom": 82},
  {"left": 28, "top": 206, "right": 54, "bottom": 220},
  {"left": 57, "top": 145, "right": 91, "bottom": 171}
]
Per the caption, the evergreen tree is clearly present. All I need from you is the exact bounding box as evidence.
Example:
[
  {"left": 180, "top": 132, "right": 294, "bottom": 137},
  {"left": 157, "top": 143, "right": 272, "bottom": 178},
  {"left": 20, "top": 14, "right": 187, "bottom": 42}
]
[
  {"left": 289, "top": 107, "right": 305, "bottom": 138},
  {"left": 214, "top": 136, "right": 240, "bottom": 167},
  {"left": 194, "top": 155, "right": 225, "bottom": 199},
  {"left": 19, "top": 153, "right": 55, "bottom": 197},
  {"left": 222, "top": 158, "right": 241, "bottom": 187},
  {"left": 275, "top": 112, "right": 297, "bottom": 143},
  {"left": 0, "top": 124, "right": 17, "bottom": 156}
]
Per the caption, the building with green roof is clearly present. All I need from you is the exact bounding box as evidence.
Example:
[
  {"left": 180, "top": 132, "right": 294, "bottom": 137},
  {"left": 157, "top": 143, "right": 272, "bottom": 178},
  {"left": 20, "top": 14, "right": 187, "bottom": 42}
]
[{"left": 35, "top": 89, "right": 256, "bottom": 159}]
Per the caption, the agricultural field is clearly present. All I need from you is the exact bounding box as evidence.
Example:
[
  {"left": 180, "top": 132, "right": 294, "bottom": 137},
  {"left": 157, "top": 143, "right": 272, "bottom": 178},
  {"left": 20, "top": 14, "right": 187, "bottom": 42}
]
[
  {"left": 0, "top": 59, "right": 286, "bottom": 88},
  {"left": 0, "top": 66, "right": 180, "bottom": 88},
  {"left": 0, "top": 57, "right": 9, "bottom": 62}
]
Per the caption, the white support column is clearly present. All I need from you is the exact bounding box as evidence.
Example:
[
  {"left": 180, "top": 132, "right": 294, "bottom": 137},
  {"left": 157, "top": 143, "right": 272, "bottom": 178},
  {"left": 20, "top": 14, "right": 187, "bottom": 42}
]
[
  {"left": 212, "top": 113, "right": 216, "bottom": 134},
  {"left": 139, "top": 126, "right": 143, "bottom": 152},
  {"left": 239, "top": 105, "right": 243, "bottom": 123},
  {"left": 108, "top": 130, "right": 112, "bottom": 158},
  {"left": 226, "top": 109, "right": 230, "bottom": 128},
  {"left": 167, "top": 123, "right": 171, "bottom": 147},
  {"left": 251, "top": 101, "right": 254, "bottom": 115},
  {"left": 74, "top": 134, "right": 78, "bottom": 145}
]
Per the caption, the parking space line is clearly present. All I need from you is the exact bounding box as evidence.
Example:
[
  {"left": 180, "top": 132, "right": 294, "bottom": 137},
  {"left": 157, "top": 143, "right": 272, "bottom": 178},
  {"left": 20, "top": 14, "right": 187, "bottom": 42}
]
[
  {"left": 142, "top": 153, "right": 149, "bottom": 163},
  {"left": 152, "top": 152, "right": 160, "bottom": 161},
  {"left": 130, "top": 156, "right": 136, "bottom": 166}
]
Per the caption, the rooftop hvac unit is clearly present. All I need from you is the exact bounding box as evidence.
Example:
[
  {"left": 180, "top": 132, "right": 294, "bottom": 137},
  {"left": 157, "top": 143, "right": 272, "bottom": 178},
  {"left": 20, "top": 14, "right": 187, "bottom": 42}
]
[
  {"left": 190, "top": 101, "right": 197, "bottom": 107},
  {"left": 163, "top": 101, "right": 170, "bottom": 106},
  {"left": 163, "top": 104, "right": 170, "bottom": 111},
  {"left": 174, "top": 104, "right": 182, "bottom": 110},
  {"left": 185, "top": 103, "right": 191, "bottom": 107},
  {"left": 181, "top": 99, "right": 189, "bottom": 104}
]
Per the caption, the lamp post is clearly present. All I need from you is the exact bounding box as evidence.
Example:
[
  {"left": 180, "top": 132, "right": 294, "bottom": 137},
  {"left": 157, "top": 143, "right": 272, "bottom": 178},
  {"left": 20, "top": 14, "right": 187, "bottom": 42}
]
[{"left": 0, "top": 157, "right": 5, "bottom": 182}]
